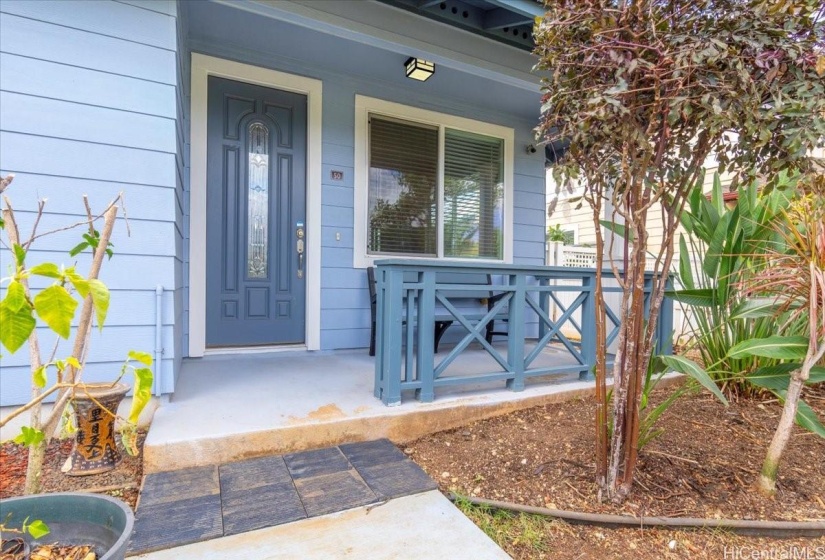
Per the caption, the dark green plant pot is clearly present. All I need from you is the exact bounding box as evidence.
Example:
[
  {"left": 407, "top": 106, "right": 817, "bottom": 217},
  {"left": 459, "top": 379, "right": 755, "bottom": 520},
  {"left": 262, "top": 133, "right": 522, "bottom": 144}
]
[{"left": 0, "top": 492, "right": 134, "bottom": 560}]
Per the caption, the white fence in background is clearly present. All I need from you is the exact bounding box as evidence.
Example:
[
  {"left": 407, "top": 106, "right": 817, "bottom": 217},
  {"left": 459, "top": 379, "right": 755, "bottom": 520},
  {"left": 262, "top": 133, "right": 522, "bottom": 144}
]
[{"left": 546, "top": 243, "right": 691, "bottom": 346}]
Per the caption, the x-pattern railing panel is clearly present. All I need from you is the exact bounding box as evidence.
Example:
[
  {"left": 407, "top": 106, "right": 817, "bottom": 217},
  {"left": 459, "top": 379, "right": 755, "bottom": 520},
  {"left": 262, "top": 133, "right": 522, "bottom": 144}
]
[{"left": 373, "top": 260, "right": 673, "bottom": 406}]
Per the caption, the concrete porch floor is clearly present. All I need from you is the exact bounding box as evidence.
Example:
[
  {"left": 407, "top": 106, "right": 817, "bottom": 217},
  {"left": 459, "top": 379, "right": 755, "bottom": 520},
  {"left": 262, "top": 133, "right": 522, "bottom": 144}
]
[{"left": 144, "top": 344, "right": 600, "bottom": 473}]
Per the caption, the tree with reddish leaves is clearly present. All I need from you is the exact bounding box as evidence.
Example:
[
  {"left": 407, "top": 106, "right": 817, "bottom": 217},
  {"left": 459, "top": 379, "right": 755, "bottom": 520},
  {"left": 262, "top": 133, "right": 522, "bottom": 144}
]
[{"left": 535, "top": 0, "right": 824, "bottom": 502}]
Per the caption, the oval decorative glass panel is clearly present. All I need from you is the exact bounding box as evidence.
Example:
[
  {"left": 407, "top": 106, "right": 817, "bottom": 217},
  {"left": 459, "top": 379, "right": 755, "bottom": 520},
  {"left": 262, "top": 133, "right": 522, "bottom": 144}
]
[{"left": 248, "top": 122, "right": 269, "bottom": 278}]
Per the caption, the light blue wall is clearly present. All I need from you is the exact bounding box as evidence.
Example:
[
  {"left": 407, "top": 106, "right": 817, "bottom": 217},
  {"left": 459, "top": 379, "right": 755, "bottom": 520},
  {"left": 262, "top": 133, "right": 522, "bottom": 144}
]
[
  {"left": 0, "top": 0, "right": 547, "bottom": 407},
  {"left": 186, "top": 1, "right": 547, "bottom": 352},
  {"left": 0, "top": 0, "right": 181, "bottom": 406}
]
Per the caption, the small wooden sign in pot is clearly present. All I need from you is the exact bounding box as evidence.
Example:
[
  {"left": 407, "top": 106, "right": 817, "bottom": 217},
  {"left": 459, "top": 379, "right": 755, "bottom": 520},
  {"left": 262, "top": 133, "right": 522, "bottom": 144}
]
[{"left": 62, "top": 383, "right": 131, "bottom": 476}]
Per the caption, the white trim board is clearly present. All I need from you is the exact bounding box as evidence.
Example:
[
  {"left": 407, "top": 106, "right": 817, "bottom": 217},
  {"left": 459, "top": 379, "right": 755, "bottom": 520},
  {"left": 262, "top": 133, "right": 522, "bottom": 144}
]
[
  {"left": 353, "top": 95, "right": 515, "bottom": 269},
  {"left": 189, "top": 53, "right": 322, "bottom": 357}
]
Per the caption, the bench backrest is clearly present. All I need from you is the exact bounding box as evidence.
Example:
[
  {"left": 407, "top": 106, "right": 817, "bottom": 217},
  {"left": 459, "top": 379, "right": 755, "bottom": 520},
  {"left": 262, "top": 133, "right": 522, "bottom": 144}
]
[{"left": 367, "top": 267, "right": 494, "bottom": 309}]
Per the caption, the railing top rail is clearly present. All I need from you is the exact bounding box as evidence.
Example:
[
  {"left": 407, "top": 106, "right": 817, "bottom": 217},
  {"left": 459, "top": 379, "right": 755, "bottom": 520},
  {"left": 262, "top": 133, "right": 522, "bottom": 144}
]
[{"left": 373, "top": 259, "right": 663, "bottom": 279}]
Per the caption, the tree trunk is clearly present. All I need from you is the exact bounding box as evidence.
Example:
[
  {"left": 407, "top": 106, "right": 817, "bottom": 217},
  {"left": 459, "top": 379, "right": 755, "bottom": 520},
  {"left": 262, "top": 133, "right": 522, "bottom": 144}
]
[{"left": 757, "top": 344, "right": 823, "bottom": 496}]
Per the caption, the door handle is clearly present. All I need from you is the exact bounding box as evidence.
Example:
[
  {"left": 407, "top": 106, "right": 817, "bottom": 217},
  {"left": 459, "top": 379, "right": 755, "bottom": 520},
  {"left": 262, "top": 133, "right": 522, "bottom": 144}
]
[{"left": 296, "top": 226, "right": 305, "bottom": 279}]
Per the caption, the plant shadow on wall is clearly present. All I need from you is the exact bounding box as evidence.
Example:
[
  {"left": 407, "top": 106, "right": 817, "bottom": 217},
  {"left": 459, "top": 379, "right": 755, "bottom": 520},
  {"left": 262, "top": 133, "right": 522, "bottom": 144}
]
[{"left": 0, "top": 173, "right": 152, "bottom": 558}]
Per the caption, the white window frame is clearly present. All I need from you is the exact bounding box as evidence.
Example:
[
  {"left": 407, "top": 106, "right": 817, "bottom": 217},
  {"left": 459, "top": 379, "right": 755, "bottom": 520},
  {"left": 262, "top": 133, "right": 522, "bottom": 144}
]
[
  {"left": 561, "top": 225, "right": 578, "bottom": 245},
  {"left": 353, "top": 95, "right": 514, "bottom": 269}
]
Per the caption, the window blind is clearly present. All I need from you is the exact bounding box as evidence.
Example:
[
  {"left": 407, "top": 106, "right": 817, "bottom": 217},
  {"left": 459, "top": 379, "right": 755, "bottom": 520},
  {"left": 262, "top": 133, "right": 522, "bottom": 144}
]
[
  {"left": 444, "top": 129, "right": 504, "bottom": 259},
  {"left": 368, "top": 116, "right": 439, "bottom": 256}
]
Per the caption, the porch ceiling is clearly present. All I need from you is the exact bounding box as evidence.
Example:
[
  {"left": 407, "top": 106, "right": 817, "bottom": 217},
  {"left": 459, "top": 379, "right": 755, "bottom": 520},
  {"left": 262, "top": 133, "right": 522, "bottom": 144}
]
[
  {"left": 187, "top": 1, "right": 543, "bottom": 121},
  {"left": 377, "top": 0, "right": 544, "bottom": 51}
]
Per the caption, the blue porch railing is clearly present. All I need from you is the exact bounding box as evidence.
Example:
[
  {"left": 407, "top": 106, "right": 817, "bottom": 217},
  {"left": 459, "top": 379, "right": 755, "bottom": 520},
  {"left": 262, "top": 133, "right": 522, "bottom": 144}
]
[{"left": 373, "top": 259, "right": 673, "bottom": 406}]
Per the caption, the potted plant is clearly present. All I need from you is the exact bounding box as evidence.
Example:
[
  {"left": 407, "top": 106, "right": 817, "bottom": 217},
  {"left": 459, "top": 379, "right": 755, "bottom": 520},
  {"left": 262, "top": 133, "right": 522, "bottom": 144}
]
[{"left": 0, "top": 173, "right": 153, "bottom": 560}]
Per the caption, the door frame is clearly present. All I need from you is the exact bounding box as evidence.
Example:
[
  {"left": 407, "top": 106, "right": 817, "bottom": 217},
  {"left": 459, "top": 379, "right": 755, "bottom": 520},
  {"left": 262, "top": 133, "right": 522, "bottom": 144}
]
[{"left": 189, "top": 53, "right": 322, "bottom": 356}]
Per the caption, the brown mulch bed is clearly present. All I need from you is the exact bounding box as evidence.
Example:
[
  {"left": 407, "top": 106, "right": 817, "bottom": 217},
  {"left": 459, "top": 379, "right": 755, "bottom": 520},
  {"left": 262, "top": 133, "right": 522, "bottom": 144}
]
[
  {"left": 0, "top": 431, "right": 146, "bottom": 511},
  {"left": 407, "top": 382, "right": 825, "bottom": 559}
]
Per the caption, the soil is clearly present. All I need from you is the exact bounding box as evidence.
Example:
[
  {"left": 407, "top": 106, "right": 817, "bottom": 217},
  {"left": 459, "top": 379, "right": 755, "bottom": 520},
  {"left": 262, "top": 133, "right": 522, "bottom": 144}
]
[
  {"left": 0, "top": 431, "right": 146, "bottom": 511},
  {"left": 407, "top": 382, "right": 825, "bottom": 559},
  {"left": 2, "top": 385, "right": 824, "bottom": 560}
]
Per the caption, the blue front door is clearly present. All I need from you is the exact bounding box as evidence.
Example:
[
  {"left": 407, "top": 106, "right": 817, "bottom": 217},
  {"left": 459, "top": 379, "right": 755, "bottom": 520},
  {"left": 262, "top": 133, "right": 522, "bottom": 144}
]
[{"left": 205, "top": 76, "right": 307, "bottom": 347}]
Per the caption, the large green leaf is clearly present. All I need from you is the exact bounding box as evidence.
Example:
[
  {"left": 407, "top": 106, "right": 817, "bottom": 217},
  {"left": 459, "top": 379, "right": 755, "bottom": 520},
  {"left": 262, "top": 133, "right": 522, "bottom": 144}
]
[
  {"left": 29, "top": 263, "right": 61, "bottom": 279},
  {"left": 678, "top": 235, "right": 695, "bottom": 290},
  {"left": 13, "top": 426, "right": 45, "bottom": 447},
  {"left": 665, "top": 288, "right": 715, "bottom": 307},
  {"left": 33, "top": 285, "right": 78, "bottom": 339},
  {"left": 716, "top": 205, "right": 741, "bottom": 303},
  {"left": 795, "top": 399, "right": 825, "bottom": 438},
  {"left": 727, "top": 336, "right": 809, "bottom": 360},
  {"left": 660, "top": 355, "right": 728, "bottom": 405},
  {"left": 3, "top": 280, "right": 28, "bottom": 312},
  {"left": 25, "top": 519, "right": 50, "bottom": 539},
  {"left": 88, "top": 279, "right": 110, "bottom": 329},
  {"left": 710, "top": 172, "right": 725, "bottom": 217},
  {"left": 64, "top": 268, "right": 90, "bottom": 298},
  {"left": 129, "top": 367, "right": 154, "bottom": 424},
  {"left": 599, "top": 220, "right": 633, "bottom": 241},
  {"left": 128, "top": 350, "right": 153, "bottom": 366},
  {"left": 0, "top": 297, "right": 36, "bottom": 353},
  {"left": 703, "top": 212, "right": 731, "bottom": 279},
  {"left": 731, "top": 297, "right": 802, "bottom": 320},
  {"left": 748, "top": 364, "right": 825, "bottom": 392},
  {"left": 12, "top": 244, "right": 27, "bottom": 267}
]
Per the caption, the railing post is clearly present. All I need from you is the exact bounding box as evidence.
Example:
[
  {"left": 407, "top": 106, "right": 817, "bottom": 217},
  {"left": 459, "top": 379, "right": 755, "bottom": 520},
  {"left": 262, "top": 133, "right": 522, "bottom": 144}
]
[
  {"left": 505, "top": 273, "right": 526, "bottom": 391},
  {"left": 416, "top": 269, "right": 436, "bottom": 402},
  {"left": 378, "top": 266, "right": 404, "bottom": 406},
  {"left": 580, "top": 274, "right": 597, "bottom": 380},
  {"left": 373, "top": 267, "right": 385, "bottom": 399}
]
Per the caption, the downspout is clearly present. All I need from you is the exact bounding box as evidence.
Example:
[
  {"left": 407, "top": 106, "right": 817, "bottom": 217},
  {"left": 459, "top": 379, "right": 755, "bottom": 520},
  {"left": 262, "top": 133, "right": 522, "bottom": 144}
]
[{"left": 154, "top": 285, "right": 164, "bottom": 396}]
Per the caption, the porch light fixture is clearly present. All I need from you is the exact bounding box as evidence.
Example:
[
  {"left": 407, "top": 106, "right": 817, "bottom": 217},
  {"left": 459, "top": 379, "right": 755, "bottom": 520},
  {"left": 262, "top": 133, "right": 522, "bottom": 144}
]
[{"left": 404, "top": 57, "right": 435, "bottom": 81}]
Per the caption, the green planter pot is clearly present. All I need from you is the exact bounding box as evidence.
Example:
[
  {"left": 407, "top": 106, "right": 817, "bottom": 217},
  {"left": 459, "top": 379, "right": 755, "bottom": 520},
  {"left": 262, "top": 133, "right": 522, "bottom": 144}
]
[{"left": 0, "top": 492, "right": 134, "bottom": 560}]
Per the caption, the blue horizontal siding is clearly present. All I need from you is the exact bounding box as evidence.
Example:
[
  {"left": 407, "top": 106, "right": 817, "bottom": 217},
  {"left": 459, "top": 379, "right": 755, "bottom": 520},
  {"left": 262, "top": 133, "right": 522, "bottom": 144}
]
[
  {"left": 0, "top": 133, "right": 176, "bottom": 186},
  {"left": 0, "top": 173, "right": 176, "bottom": 221},
  {"left": 0, "top": 0, "right": 176, "bottom": 50},
  {"left": 322, "top": 142, "right": 355, "bottom": 167},
  {"left": 321, "top": 226, "right": 354, "bottom": 247},
  {"left": 321, "top": 267, "right": 369, "bottom": 290},
  {"left": 321, "top": 204, "right": 354, "bottom": 228},
  {"left": 322, "top": 183, "right": 354, "bottom": 208},
  {"left": 319, "top": 309, "right": 371, "bottom": 331},
  {"left": 0, "top": 53, "right": 176, "bottom": 118},
  {"left": 0, "top": 357, "right": 176, "bottom": 405},
  {"left": 320, "top": 288, "right": 371, "bottom": 310},
  {"left": 321, "top": 246, "right": 354, "bottom": 267},
  {"left": 1, "top": 251, "right": 178, "bottom": 289},
  {"left": 0, "top": 324, "right": 175, "bottom": 369},
  {"left": 0, "top": 13, "right": 176, "bottom": 84},
  {"left": 117, "top": 0, "right": 177, "bottom": 17},
  {"left": 321, "top": 328, "right": 372, "bottom": 350},
  {"left": 0, "top": 92, "right": 176, "bottom": 153},
  {"left": 5, "top": 216, "right": 177, "bottom": 256},
  {"left": 513, "top": 189, "right": 547, "bottom": 213}
]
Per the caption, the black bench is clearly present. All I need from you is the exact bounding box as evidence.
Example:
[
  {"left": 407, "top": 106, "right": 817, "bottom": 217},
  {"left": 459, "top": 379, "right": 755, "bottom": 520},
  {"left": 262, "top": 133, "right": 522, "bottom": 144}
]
[{"left": 367, "top": 267, "right": 509, "bottom": 357}]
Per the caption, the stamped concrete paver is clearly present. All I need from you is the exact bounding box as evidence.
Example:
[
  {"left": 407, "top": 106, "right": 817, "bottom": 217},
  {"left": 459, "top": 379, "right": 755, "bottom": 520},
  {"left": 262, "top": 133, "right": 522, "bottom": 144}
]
[{"left": 127, "top": 439, "right": 437, "bottom": 556}]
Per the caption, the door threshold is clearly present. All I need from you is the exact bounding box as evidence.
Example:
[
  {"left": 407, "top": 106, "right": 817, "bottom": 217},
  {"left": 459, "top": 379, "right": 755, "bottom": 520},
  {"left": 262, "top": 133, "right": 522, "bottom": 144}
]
[{"left": 203, "top": 344, "right": 307, "bottom": 356}]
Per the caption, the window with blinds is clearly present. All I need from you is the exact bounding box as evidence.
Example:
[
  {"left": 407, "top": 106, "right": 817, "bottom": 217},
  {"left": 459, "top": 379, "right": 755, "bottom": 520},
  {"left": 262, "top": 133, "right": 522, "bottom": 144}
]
[
  {"left": 444, "top": 129, "right": 503, "bottom": 259},
  {"left": 368, "top": 116, "right": 438, "bottom": 256},
  {"left": 367, "top": 114, "right": 505, "bottom": 260}
]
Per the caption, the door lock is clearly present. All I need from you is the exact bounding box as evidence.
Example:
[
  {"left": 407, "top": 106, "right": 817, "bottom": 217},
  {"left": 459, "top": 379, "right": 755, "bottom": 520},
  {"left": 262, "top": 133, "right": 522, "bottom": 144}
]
[{"left": 296, "top": 224, "right": 305, "bottom": 279}]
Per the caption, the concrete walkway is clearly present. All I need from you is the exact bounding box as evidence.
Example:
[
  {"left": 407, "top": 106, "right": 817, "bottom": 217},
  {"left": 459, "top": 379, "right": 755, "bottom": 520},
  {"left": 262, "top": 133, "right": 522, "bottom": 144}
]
[{"left": 128, "top": 490, "right": 511, "bottom": 559}]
